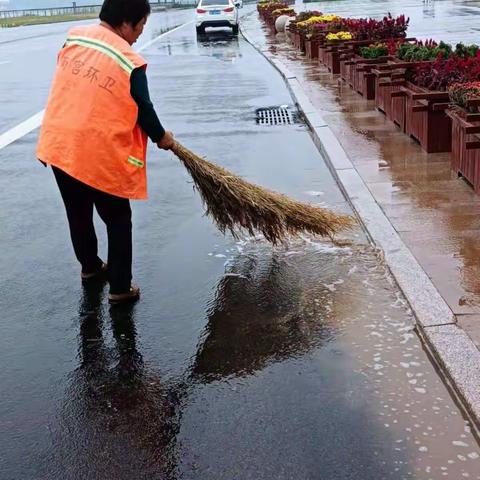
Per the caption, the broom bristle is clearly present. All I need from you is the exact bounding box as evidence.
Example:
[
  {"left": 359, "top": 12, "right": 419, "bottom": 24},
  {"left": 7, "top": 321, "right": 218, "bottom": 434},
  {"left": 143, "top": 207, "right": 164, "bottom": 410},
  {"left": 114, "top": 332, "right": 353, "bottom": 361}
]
[{"left": 171, "top": 142, "right": 356, "bottom": 245}]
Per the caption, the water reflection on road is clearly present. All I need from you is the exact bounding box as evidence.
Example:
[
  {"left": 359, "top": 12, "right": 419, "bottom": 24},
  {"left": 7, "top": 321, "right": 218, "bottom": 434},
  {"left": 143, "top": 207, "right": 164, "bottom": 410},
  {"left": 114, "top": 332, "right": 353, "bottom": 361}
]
[{"left": 38, "top": 239, "right": 480, "bottom": 479}]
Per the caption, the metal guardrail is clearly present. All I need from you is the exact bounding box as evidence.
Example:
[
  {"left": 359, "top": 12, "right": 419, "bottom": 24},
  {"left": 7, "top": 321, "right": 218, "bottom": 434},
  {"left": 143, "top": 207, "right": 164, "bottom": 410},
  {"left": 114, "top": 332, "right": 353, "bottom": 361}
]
[
  {"left": 0, "top": 0, "right": 257, "bottom": 24},
  {"left": 0, "top": 1, "right": 197, "bottom": 20}
]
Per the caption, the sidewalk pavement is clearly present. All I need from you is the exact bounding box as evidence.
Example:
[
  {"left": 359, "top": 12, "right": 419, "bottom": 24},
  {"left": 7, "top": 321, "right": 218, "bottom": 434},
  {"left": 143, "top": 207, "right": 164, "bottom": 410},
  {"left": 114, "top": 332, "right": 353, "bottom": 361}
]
[{"left": 240, "top": 10, "right": 480, "bottom": 425}]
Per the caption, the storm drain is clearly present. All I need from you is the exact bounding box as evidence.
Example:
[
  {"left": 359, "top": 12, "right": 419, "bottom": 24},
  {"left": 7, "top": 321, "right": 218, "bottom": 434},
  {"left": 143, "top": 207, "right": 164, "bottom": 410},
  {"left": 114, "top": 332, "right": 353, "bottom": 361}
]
[{"left": 256, "top": 106, "right": 296, "bottom": 125}]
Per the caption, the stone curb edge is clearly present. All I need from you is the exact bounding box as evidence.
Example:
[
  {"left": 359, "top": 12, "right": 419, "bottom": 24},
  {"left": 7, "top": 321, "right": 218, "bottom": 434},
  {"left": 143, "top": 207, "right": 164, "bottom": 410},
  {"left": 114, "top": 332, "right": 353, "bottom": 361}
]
[{"left": 240, "top": 23, "right": 480, "bottom": 427}]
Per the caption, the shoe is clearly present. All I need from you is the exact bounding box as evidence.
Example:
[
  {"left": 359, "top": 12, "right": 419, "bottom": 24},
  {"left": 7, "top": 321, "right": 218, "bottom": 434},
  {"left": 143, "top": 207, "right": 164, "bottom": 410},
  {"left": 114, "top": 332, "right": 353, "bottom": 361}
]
[
  {"left": 81, "top": 263, "right": 108, "bottom": 282},
  {"left": 108, "top": 285, "right": 140, "bottom": 305}
]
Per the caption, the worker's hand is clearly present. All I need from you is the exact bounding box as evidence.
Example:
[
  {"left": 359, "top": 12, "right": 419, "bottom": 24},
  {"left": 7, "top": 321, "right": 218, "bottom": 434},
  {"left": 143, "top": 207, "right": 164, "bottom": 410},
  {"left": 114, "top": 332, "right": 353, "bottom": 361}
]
[{"left": 157, "top": 131, "right": 175, "bottom": 150}]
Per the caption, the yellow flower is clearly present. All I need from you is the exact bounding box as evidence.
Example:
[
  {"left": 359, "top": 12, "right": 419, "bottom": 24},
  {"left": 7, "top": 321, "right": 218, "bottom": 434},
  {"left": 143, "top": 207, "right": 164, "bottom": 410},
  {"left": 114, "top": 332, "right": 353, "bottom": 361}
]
[
  {"left": 297, "top": 14, "right": 341, "bottom": 27},
  {"left": 272, "top": 8, "right": 293, "bottom": 14},
  {"left": 319, "top": 14, "right": 341, "bottom": 22},
  {"left": 326, "top": 31, "right": 353, "bottom": 41}
]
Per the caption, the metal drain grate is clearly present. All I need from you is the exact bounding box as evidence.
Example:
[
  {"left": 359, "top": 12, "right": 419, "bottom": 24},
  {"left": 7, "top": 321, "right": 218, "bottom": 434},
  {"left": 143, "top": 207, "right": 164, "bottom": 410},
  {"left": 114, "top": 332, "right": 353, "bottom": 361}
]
[{"left": 256, "top": 106, "right": 295, "bottom": 125}]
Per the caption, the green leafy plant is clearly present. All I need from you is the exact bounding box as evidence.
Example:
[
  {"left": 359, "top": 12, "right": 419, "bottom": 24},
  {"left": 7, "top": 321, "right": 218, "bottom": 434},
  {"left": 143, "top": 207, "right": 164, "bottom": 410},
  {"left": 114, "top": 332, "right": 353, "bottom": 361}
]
[
  {"left": 359, "top": 43, "right": 389, "bottom": 59},
  {"left": 454, "top": 43, "right": 480, "bottom": 58},
  {"left": 396, "top": 40, "right": 452, "bottom": 61}
]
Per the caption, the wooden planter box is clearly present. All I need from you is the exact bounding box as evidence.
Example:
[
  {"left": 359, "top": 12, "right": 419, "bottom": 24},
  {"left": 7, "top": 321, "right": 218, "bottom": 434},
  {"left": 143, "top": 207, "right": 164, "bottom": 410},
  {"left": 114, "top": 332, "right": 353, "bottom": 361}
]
[
  {"left": 318, "top": 39, "right": 328, "bottom": 65},
  {"left": 323, "top": 40, "right": 352, "bottom": 73},
  {"left": 355, "top": 60, "right": 390, "bottom": 99},
  {"left": 339, "top": 52, "right": 355, "bottom": 85},
  {"left": 292, "top": 32, "right": 300, "bottom": 49},
  {"left": 447, "top": 109, "right": 480, "bottom": 192},
  {"left": 289, "top": 31, "right": 301, "bottom": 49},
  {"left": 325, "top": 42, "right": 344, "bottom": 74},
  {"left": 339, "top": 46, "right": 374, "bottom": 85},
  {"left": 342, "top": 55, "right": 359, "bottom": 87},
  {"left": 329, "top": 39, "right": 403, "bottom": 77},
  {"left": 339, "top": 41, "right": 391, "bottom": 85},
  {"left": 372, "top": 61, "right": 431, "bottom": 120},
  {"left": 373, "top": 67, "right": 405, "bottom": 119},
  {"left": 305, "top": 38, "right": 320, "bottom": 59},
  {"left": 338, "top": 38, "right": 415, "bottom": 93},
  {"left": 396, "top": 83, "right": 451, "bottom": 153},
  {"left": 298, "top": 32, "right": 307, "bottom": 53},
  {"left": 340, "top": 56, "right": 392, "bottom": 98},
  {"left": 391, "top": 81, "right": 407, "bottom": 132},
  {"left": 374, "top": 73, "right": 452, "bottom": 153}
]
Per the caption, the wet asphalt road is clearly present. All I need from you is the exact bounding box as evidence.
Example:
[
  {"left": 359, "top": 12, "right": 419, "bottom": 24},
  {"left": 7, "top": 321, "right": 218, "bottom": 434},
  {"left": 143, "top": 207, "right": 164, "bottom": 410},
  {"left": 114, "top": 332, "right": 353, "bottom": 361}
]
[{"left": 1, "top": 5, "right": 480, "bottom": 480}]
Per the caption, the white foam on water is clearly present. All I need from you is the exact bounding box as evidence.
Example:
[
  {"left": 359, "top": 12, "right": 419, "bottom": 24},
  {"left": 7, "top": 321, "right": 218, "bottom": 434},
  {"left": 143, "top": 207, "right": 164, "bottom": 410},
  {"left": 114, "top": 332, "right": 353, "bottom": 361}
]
[
  {"left": 284, "top": 251, "right": 302, "bottom": 257},
  {"left": 222, "top": 273, "right": 247, "bottom": 279}
]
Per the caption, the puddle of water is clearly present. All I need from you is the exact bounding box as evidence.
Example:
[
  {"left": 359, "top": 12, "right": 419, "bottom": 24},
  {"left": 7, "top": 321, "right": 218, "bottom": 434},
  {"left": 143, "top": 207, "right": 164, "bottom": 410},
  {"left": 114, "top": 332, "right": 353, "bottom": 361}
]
[{"left": 175, "top": 237, "right": 480, "bottom": 479}]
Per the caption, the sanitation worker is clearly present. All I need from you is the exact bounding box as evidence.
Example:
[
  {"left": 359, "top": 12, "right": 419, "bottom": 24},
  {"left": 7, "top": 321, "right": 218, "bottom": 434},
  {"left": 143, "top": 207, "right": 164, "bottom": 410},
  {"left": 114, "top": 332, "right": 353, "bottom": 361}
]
[{"left": 37, "top": 0, "right": 174, "bottom": 305}]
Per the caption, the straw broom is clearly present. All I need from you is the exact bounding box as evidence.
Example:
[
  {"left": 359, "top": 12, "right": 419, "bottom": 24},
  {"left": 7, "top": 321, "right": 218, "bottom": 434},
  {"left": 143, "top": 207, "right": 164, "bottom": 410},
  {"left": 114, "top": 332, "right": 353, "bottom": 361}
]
[{"left": 171, "top": 142, "right": 356, "bottom": 245}]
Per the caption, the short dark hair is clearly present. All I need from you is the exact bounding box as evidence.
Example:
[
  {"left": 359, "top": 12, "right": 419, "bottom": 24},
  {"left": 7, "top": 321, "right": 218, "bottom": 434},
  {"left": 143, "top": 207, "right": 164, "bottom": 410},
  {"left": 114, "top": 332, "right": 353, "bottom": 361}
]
[{"left": 100, "top": 0, "right": 151, "bottom": 27}]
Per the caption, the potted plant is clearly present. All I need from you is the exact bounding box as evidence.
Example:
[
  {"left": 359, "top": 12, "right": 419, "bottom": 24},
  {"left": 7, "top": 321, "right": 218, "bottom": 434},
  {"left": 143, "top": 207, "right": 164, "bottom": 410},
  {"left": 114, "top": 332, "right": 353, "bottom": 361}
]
[
  {"left": 448, "top": 81, "right": 480, "bottom": 191},
  {"left": 340, "top": 41, "right": 391, "bottom": 90},
  {"left": 372, "top": 40, "right": 452, "bottom": 124},
  {"left": 346, "top": 42, "right": 393, "bottom": 97},
  {"left": 305, "top": 21, "right": 336, "bottom": 59},
  {"left": 387, "top": 44, "right": 479, "bottom": 153},
  {"left": 287, "top": 11, "right": 323, "bottom": 51},
  {"left": 257, "top": 1, "right": 290, "bottom": 25},
  {"left": 324, "top": 31, "right": 353, "bottom": 73},
  {"left": 295, "top": 14, "right": 340, "bottom": 55},
  {"left": 328, "top": 14, "right": 409, "bottom": 76}
]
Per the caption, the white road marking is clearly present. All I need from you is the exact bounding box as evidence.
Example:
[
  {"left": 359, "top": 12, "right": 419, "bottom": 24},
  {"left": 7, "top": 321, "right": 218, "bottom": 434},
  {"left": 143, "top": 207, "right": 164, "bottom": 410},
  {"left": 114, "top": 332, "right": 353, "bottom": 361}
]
[
  {"left": 138, "top": 20, "right": 194, "bottom": 52},
  {"left": 0, "top": 110, "right": 45, "bottom": 151},
  {"left": 0, "top": 20, "right": 193, "bottom": 152}
]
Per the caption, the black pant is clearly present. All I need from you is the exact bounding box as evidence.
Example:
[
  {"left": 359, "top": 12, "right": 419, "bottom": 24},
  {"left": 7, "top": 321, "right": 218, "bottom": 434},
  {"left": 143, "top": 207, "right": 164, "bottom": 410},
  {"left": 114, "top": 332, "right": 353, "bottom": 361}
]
[{"left": 53, "top": 166, "right": 132, "bottom": 294}]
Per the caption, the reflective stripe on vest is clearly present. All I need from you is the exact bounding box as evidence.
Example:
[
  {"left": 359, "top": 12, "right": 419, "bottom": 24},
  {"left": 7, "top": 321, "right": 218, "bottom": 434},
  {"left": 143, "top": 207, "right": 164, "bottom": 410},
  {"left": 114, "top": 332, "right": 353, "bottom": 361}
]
[
  {"left": 128, "top": 156, "right": 145, "bottom": 168},
  {"left": 65, "top": 35, "right": 135, "bottom": 74}
]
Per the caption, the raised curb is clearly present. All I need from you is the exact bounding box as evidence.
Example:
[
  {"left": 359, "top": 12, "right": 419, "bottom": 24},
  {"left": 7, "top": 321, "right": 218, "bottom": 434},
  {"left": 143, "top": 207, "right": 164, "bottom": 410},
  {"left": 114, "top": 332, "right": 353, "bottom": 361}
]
[{"left": 240, "top": 23, "right": 480, "bottom": 426}]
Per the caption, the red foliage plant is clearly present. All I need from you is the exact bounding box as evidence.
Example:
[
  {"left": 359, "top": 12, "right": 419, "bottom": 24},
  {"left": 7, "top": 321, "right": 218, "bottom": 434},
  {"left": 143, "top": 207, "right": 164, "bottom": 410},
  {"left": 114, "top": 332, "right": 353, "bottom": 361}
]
[
  {"left": 340, "top": 14, "right": 409, "bottom": 41},
  {"left": 410, "top": 51, "right": 480, "bottom": 91}
]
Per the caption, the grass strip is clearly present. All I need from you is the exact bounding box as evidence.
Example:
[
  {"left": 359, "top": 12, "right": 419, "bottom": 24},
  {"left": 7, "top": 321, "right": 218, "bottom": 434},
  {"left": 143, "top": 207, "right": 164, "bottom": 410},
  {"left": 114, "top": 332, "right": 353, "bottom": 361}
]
[{"left": 0, "top": 13, "right": 98, "bottom": 28}]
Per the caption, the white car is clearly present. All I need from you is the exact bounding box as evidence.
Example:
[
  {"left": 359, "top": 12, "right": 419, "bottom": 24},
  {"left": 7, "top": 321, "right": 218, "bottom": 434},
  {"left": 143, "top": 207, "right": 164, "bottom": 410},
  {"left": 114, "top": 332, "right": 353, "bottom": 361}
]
[{"left": 195, "top": 0, "right": 240, "bottom": 35}]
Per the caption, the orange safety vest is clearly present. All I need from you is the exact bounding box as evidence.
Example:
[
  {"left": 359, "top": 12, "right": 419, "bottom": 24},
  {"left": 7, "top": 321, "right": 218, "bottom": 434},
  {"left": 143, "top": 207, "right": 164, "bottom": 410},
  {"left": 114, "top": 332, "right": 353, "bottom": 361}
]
[{"left": 37, "top": 24, "right": 149, "bottom": 199}]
